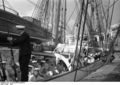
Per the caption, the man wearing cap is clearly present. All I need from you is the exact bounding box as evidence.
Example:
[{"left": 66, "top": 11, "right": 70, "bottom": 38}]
[{"left": 7, "top": 25, "right": 32, "bottom": 81}]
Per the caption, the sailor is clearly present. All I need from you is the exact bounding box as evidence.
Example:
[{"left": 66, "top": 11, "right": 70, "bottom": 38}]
[{"left": 7, "top": 25, "right": 32, "bottom": 81}]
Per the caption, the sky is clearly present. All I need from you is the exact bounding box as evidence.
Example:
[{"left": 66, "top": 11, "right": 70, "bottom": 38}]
[
  {"left": 8, "top": 0, "right": 38, "bottom": 16},
  {"left": 3, "top": 0, "right": 120, "bottom": 27}
]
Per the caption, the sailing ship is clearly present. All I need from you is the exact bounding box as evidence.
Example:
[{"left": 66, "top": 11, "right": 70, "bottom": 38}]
[
  {"left": 28, "top": 0, "right": 118, "bottom": 81},
  {"left": 0, "top": 0, "right": 119, "bottom": 81},
  {"left": 0, "top": 0, "right": 52, "bottom": 45}
]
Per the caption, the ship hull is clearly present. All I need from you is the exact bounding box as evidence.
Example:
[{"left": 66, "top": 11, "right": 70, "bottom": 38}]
[{"left": 0, "top": 9, "right": 52, "bottom": 44}]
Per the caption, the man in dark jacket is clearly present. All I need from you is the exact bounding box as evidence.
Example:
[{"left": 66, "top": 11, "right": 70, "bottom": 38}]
[{"left": 7, "top": 25, "right": 32, "bottom": 81}]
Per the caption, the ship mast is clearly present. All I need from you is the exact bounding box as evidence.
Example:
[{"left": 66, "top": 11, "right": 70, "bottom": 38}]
[
  {"left": 30, "top": 0, "right": 67, "bottom": 45},
  {"left": 53, "top": 0, "right": 61, "bottom": 45}
]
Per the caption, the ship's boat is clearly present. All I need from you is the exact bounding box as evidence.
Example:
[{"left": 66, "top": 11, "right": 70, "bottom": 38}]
[{"left": 28, "top": 43, "right": 115, "bottom": 81}]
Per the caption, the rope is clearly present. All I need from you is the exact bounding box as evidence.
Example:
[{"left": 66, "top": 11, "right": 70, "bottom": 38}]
[{"left": 74, "top": 0, "right": 89, "bottom": 81}]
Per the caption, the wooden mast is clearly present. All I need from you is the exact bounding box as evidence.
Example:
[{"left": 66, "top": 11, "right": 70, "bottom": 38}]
[
  {"left": 53, "top": 0, "right": 61, "bottom": 45},
  {"left": 63, "top": 0, "right": 67, "bottom": 43}
]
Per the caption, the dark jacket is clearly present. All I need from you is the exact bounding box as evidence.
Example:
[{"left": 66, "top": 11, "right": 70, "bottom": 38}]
[{"left": 12, "top": 32, "right": 31, "bottom": 62}]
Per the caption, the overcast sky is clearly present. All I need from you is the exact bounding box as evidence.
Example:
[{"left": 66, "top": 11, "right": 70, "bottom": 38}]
[
  {"left": 3, "top": 0, "right": 120, "bottom": 27},
  {"left": 9, "top": 0, "right": 38, "bottom": 16}
]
